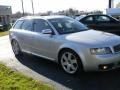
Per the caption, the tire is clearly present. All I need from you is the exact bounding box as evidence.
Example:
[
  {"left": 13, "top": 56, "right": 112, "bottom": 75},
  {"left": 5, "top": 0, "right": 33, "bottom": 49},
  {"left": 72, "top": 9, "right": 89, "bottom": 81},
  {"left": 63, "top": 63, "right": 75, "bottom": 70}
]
[
  {"left": 11, "top": 40, "right": 22, "bottom": 56},
  {"left": 59, "top": 49, "right": 83, "bottom": 75}
]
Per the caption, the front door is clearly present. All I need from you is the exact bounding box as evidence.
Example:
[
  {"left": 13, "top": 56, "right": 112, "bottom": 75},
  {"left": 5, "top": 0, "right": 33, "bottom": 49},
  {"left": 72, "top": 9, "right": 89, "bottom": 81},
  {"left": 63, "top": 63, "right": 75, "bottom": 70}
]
[{"left": 31, "top": 19, "right": 56, "bottom": 60}]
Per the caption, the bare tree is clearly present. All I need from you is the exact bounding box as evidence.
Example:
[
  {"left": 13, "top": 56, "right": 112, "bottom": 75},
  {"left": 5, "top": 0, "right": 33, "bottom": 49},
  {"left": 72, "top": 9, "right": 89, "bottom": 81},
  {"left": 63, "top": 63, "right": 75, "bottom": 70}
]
[{"left": 116, "top": 2, "right": 120, "bottom": 8}]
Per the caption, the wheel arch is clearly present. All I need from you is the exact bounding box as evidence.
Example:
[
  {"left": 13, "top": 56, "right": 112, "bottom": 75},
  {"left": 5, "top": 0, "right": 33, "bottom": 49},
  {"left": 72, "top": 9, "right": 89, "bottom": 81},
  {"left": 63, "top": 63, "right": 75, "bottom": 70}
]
[
  {"left": 10, "top": 34, "right": 19, "bottom": 44},
  {"left": 11, "top": 38, "right": 23, "bottom": 52},
  {"left": 57, "top": 46, "right": 85, "bottom": 70},
  {"left": 11, "top": 38, "right": 19, "bottom": 45}
]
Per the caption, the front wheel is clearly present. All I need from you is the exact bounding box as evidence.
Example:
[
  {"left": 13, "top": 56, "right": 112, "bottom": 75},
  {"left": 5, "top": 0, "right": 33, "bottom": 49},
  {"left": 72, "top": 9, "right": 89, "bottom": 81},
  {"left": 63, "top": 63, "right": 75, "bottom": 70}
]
[{"left": 59, "top": 49, "right": 83, "bottom": 75}]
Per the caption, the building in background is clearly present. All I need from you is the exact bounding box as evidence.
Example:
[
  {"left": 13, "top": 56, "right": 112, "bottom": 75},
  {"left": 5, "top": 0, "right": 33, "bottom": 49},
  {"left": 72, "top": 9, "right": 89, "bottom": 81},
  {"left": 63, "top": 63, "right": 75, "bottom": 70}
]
[
  {"left": 0, "top": 5, "right": 12, "bottom": 29},
  {"left": 107, "top": 0, "right": 120, "bottom": 20}
]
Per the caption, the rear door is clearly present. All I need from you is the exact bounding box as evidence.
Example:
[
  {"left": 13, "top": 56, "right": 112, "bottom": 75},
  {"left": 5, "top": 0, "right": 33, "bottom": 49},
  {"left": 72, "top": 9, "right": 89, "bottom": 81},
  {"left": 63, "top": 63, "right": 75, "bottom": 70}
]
[{"left": 17, "top": 19, "right": 34, "bottom": 52}]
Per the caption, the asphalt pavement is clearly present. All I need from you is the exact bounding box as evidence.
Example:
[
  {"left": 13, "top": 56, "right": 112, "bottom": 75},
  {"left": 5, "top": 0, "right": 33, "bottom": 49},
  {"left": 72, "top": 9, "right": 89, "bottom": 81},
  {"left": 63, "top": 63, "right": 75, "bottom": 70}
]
[{"left": 0, "top": 35, "right": 120, "bottom": 90}]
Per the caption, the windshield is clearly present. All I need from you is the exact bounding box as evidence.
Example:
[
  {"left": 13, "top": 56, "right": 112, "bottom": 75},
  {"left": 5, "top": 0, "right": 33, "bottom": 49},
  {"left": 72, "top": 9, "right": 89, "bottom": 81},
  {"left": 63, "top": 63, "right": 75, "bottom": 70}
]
[{"left": 48, "top": 17, "right": 88, "bottom": 34}]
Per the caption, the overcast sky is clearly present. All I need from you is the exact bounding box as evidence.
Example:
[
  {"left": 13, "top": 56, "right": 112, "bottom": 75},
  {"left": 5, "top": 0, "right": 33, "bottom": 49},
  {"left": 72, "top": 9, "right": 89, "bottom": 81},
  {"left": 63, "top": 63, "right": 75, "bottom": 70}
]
[{"left": 0, "top": 0, "right": 119, "bottom": 14}]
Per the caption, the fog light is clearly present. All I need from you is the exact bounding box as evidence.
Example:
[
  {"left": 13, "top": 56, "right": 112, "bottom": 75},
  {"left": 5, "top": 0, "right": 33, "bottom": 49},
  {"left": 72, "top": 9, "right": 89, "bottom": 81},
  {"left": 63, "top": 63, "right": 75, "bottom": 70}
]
[
  {"left": 99, "top": 63, "right": 114, "bottom": 71},
  {"left": 103, "top": 66, "right": 108, "bottom": 70}
]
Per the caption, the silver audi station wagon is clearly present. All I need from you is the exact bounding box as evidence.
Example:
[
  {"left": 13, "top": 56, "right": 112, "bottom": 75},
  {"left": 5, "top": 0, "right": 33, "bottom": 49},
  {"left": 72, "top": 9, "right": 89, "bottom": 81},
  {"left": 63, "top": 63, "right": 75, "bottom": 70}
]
[{"left": 9, "top": 16, "right": 120, "bottom": 75}]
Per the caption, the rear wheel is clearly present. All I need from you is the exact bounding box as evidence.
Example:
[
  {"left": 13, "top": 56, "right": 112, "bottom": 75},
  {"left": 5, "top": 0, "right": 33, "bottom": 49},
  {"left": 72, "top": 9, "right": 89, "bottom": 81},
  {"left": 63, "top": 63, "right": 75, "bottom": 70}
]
[
  {"left": 59, "top": 49, "right": 83, "bottom": 75},
  {"left": 11, "top": 40, "right": 22, "bottom": 56}
]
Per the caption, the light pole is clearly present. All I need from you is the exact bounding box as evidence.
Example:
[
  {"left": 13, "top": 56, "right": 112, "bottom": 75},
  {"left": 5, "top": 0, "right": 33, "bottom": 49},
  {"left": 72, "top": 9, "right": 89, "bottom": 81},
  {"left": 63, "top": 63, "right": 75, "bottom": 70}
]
[
  {"left": 21, "top": 0, "right": 24, "bottom": 16},
  {"left": 31, "top": 0, "right": 34, "bottom": 15}
]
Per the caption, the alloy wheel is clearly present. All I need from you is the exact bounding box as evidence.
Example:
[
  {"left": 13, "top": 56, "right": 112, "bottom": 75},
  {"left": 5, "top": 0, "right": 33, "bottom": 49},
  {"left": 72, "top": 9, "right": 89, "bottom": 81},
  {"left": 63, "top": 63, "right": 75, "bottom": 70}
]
[{"left": 61, "top": 52, "right": 78, "bottom": 74}]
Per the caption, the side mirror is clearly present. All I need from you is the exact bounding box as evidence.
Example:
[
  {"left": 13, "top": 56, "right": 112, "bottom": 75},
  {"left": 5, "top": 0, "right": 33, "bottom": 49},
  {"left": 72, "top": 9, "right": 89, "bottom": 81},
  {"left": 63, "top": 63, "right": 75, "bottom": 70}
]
[{"left": 41, "top": 29, "right": 53, "bottom": 34}]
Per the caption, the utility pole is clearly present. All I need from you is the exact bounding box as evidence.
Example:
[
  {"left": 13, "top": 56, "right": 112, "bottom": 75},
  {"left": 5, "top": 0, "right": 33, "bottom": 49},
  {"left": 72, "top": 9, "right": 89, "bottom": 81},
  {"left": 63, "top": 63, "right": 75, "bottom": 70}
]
[
  {"left": 109, "top": 0, "right": 114, "bottom": 8},
  {"left": 21, "top": 0, "right": 24, "bottom": 16},
  {"left": 31, "top": 0, "right": 34, "bottom": 15}
]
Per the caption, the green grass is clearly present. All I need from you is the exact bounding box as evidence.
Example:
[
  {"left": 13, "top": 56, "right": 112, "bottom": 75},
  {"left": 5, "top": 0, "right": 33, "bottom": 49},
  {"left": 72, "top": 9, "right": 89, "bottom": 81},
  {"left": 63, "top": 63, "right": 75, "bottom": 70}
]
[
  {"left": 0, "top": 31, "right": 9, "bottom": 37},
  {"left": 0, "top": 64, "right": 54, "bottom": 90}
]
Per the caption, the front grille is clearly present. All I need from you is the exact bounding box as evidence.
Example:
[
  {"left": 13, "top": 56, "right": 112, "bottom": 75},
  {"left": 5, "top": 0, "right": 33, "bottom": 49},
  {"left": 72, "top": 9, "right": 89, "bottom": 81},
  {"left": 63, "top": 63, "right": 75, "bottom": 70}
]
[{"left": 113, "top": 44, "right": 120, "bottom": 53}]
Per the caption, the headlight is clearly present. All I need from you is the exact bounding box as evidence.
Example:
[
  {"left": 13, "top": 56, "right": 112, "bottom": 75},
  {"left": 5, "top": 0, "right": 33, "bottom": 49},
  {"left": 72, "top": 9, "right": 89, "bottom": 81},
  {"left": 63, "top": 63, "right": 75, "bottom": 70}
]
[{"left": 90, "top": 47, "right": 112, "bottom": 55}]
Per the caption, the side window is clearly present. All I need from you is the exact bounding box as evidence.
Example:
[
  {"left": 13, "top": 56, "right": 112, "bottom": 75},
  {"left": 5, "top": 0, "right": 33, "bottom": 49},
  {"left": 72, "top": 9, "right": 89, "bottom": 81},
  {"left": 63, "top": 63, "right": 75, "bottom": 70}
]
[
  {"left": 21, "top": 20, "right": 33, "bottom": 31},
  {"left": 33, "top": 19, "right": 52, "bottom": 33},
  {"left": 84, "top": 16, "right": 93, "bottom": 22},
  {"left": 13, "top": 20, "right": 24, "bottom": 29},
  {"left": 95, "top": 16, "right": 110, "bottom": 22}
]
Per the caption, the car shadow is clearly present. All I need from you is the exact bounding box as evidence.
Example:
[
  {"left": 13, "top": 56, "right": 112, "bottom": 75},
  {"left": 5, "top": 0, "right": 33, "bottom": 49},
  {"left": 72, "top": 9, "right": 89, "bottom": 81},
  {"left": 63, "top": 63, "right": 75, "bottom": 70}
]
[{"left": 16, "top": 53, "right": 120, "bottom": 90}]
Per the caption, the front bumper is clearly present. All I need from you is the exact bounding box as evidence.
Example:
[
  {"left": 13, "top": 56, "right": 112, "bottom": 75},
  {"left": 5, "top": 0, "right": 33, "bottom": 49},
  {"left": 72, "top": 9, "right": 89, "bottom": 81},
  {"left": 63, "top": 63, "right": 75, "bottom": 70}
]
[{"left": 82, "top": 53, "right": 120, "bottom": 71}]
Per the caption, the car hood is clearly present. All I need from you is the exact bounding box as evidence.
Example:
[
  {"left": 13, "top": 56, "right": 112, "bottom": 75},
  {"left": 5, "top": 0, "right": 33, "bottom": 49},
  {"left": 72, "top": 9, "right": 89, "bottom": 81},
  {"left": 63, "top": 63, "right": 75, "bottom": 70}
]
[{"left": 63, "top": 30, "right": 120, "bottom": 47}]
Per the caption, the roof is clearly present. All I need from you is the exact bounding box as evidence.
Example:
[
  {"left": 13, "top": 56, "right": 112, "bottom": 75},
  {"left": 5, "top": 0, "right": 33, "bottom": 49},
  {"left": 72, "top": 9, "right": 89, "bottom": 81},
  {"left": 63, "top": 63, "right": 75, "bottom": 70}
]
[
  {"left": 75, "top": 14, "right": 114, "bottom": 21},
  {"left": 19, "top": 15, "right": 68, "bottom": 20},
  {"left": 75, "top": 15, "right": 87, "bottom": 21}
]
